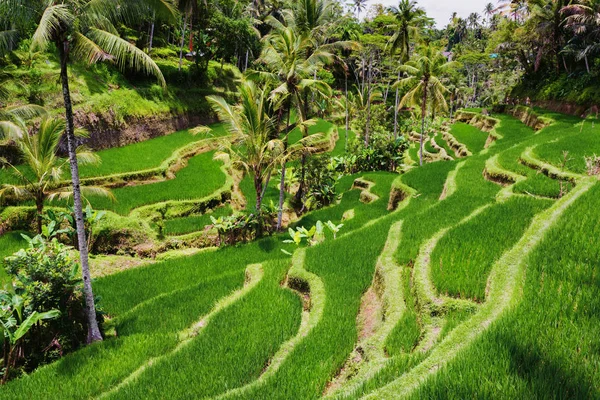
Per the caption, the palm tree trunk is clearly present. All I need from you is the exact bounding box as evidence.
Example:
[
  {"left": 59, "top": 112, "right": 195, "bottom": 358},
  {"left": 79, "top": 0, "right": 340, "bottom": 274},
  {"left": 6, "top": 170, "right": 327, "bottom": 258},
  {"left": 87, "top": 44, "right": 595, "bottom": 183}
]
[
  {"left": 393, "top": 70, "right": 400, "bottom": 140},
  {"left": 58, "top": 41, "right": 103, "bottom": 344},
  {"left": 36, "top": 195, "right": 44, "bottom": 234},
  {"left": 178, "top": 15, "right": 188, "bottom": 72},
  {"left": 364, "top": 55, "right": 372, "bottom": 147},
  {"left": 277, "top": 99, "right": 292, "bottom": 231},
  {"left": 585, "top": 54, "right": 590, "bottom": 74},
  {"left": 420, "top": 80, "right": 428, "bottom": 167},
  {"left": 345, "top": 72, "right": 349, "bottom": 152},
  {"left": 148, "top": 12, "right": 156, "bottom": 53}
]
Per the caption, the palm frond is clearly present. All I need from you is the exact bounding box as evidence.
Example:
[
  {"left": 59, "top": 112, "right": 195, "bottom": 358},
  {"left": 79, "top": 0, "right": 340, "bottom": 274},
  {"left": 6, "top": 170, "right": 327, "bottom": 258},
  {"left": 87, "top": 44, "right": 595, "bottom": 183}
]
[
  {"left": 86, "top": 28, "right": 166, "bottom": 87},
  {"left": 71, "top": 32, "right": 113, "bottom": 65},
  {"left": 31, "top": 4, "right": 74, "bottom": 51}
]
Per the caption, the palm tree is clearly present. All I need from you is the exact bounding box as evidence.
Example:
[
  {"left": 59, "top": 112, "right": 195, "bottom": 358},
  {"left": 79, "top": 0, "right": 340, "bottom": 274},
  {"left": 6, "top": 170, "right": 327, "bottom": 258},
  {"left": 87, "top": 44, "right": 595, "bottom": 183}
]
[
  {"left": 0, "top": 117, "right": 110, "bottom": 234},
  {"left": 388, "top": 0, "right": 426, "bottom": 139},
  {"left": 388, "top": 0, "right": 426, "bottom": 63},
  {"left": 349, "top": 0, "right": 368, "bottom": 20},
  {"left": 3, "top": 0, "right": 176, "bottom": 343},
  {"left": 484, "top": 2, "right": 496, "bottom": 25},
  {"left": 468, "top": 12, "right": 481, "bottom": 30},
  {"left": 528, "top": 0, "right": 568, "bottom": 72},
  {"left": 563, "top": 0, "right": 600, "bottom": 73},
  {"left": 207, "top": 80, "right": 322, "bottom": 227},
  {"left": 252, "top": 17, "right": 334, "bottom": 229},
  {"left": 396, "top": 46, "right": 456, "bottom": 166}
]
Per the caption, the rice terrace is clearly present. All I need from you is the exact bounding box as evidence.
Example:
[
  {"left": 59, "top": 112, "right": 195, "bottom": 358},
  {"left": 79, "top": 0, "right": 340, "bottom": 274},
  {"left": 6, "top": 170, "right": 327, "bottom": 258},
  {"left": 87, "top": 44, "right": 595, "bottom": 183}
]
[{"left": 0, "top": 0, "right": 599, "bottom": 398}]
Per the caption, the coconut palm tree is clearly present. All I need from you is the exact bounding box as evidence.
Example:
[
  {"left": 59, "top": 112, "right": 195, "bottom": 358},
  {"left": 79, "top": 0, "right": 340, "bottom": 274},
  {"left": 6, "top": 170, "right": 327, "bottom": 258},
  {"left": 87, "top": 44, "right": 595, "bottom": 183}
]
[
  {"left": 0, "top": 117, "right": 110, "bottom": 234},
  {"left": 1, "top": 0, "right": 176, "bottom": 343},
  {"left": 563, "top": 0, "right": 600, "bottom": 72},
  {"left": 388, "top": 0, "right": 426, "bottom": 63},
  {"left": 396, "top": 46, "right": 457, "bottom": 166},
  {"left": 252, "top": 17, "right": 334, "bottom": 229},
  {"left": 349, "top": 0, "right": 368, "bottom": 20},
  {"left": 484, "top": 2, "right": 497, "bottom": 25},
  {"left": 207, "top": 80, "right": 322, "bottom": 229},
  {"left": 387, "top": 0, "right": 426, "bottom": 139}
]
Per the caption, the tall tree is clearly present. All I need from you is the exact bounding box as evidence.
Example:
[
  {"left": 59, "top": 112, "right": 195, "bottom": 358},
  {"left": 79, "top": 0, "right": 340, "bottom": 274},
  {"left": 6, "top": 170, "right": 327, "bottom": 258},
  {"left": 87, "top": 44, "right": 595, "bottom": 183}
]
[
  {"left": 349, "top": 0, "right": 368, "bottom": 20},
  {"left": 388, "top": 0, "right": 426, "bottom": 139},
  {"left": 253, "top": 16, "right": 334, "bottom": 229},
  {"left": 563, "top": 0, "right": 600, "bottom": 72},
  {"left": 396, "top": 46, "right": 456, "bottom": 166},
  {"left": 5, "top": 0, "right": 176, "bottom": 343}
]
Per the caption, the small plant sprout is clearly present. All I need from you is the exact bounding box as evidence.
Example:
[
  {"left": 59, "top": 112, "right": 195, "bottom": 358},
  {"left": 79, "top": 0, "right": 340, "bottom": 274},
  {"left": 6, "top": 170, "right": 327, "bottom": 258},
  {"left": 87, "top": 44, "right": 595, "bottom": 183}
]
[{"left": 325, "top": 221, "right": 344, "bottom": 239}]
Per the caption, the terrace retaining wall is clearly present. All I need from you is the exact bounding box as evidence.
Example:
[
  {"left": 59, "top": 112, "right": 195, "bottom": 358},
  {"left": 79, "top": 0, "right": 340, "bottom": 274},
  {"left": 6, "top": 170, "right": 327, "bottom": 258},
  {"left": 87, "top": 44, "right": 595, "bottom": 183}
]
[{"left": 67, "top": 110, "right": 217, "bottom": 152}]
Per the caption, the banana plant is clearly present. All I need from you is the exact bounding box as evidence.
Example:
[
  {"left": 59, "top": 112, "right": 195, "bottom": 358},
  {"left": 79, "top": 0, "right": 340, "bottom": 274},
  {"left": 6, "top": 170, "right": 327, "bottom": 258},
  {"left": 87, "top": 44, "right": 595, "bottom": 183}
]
[
  {"left": 0, "top": 292, "right": 60, "bottom": 384},
  {"left": 325, "top": 221, "right": 344, "bottom": 239}
]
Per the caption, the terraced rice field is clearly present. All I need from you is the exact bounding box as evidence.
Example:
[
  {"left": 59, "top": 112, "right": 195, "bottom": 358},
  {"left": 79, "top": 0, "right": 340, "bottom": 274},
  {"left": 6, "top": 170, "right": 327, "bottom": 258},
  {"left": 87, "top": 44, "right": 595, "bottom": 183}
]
[{"left": 1, "top": 108, "right": 599, "bottom": 398}]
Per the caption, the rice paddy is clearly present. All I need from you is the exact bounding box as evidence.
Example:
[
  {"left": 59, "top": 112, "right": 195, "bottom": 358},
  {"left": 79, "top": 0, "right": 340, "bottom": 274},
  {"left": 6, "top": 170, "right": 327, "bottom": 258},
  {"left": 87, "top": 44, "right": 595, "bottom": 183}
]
[{"left": 1, "top": 108, "right": 598, "bottom": 399}]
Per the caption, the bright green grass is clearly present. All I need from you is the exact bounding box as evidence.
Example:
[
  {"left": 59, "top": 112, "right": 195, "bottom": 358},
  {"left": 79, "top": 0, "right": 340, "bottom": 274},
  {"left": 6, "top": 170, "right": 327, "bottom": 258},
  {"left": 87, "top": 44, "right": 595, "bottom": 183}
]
[
  {"left": 228, "top": 217, "right": 395, "bottom": 399},
  {"left": 493, "top": 115, "right": 564, "bottom": 198},
  {"left": 435, "top": 133, "right": 455, "bottom": 158},
  {"left": 411, "top": 183, "right": 600, "bottom": 399},
  {"left": 108, "top": 258, "right": 301, "bottom": 399},
  {"left": 331, "top": 130, "right": 356, "bottom": 157},
  {"left": 430, "top": 196, "right": 552, "bottom": 301},
  {"left": 0, "top": 125, "right": 227, "bottom": 185},
  {"left": 384, "top": 265, "right": 421, "bottom": 355},
  {"left": 534, "top": 118, "right": 600, "bottom": 174},
  {"left": 78, "top": 124, "right": 227, "bottom": 179},
  {"left": 408, "top": 144, "right": 420, "bottom": 164},
  {"left": 163, "top": 205, "right": 233, "bottom": 236},
  {"left": 424, "top": 138, "right": 438, "bottom": 154},
  {"left": 88, "top": 151, "right": 226, "bottom": 215},
  {"left": 450, "top": 122, "right": 488, "bottom": 154},
  {"left": 0, "top": 231, "right": 28, "bottom": 260},
  {"left": 0, "top": 272, "right": 245, "bottom": 400},
  {"left": 2, "top": 110, "right": 598, "bottom": 399}
]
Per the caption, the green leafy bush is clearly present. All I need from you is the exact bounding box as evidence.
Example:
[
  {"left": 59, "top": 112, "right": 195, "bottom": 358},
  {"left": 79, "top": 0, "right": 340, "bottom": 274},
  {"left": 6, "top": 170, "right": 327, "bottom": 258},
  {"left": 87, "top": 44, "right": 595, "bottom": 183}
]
[{"left": 2, "top": 234, "right": 103, "bottom": 380}]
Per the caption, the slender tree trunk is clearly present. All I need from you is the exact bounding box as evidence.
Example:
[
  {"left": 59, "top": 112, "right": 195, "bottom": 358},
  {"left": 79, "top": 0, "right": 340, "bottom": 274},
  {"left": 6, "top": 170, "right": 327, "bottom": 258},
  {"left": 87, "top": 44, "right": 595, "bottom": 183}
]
[
  {"left": 148, "top": 12, "right": 155, "bottom": 53},
  {"left": 178, "top": 15, "right": 188, "bottom": 72},
  {"left": 36, "top": 196, "right": 43, "bottom": 234},
  {"left": 585, "top": 54, "right": 590, "bottom": 74},
  {"left": 393, "top": 70, "right": 400, "bottom": 140},
  {"left": 295, "top": 93, "right": 309, "bottom": 205},
  {"left": 364, "top": 55, "right": 372, "bottom": 147},
  {"left": 345, "top": 72, "right": 349, "bottom": 152},
  {"left": 277, "top": 99, "right": 292, "bottom": 231},
  {"left": 245, "top": 49, "right": 249, "bottom": 71},
  {"left": 420, "top": 80, "right": 428, "bottom": 167},
  {"left": 58, "top": 41, "right": 102, "bottom": 343}
]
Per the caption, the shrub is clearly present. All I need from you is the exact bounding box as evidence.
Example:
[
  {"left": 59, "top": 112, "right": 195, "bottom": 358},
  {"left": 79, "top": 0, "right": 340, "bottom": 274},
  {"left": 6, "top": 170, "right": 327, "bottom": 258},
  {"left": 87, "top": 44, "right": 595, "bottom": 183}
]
[{"left": 2, "top": 233, "right": 104, "bottom": 380}]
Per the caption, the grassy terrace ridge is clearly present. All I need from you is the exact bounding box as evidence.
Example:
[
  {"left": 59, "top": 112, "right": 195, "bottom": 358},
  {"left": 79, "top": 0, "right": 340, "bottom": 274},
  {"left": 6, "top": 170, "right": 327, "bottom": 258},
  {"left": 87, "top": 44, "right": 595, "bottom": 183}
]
[
  {"left": 364, "top": 178, "right": 596, "bottom": 400},
  {"left": 1, "top": 109, "right": 599, "bottom": 399},
  {"left": 449, "top": 122, "right": 489, "bottom": 154}
]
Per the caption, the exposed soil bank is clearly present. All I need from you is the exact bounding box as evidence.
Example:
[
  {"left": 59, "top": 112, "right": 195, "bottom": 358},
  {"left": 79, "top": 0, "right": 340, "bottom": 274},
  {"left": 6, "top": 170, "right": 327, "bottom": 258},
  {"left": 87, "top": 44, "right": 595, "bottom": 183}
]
[{"left": 71, "top": 110, "right": 215, "bottom": 151}]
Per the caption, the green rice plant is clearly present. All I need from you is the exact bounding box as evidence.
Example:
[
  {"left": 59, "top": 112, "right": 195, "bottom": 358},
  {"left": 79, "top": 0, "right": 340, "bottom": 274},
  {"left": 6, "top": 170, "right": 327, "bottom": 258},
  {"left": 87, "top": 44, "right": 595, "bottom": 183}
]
[
  {"left": 163, "top": 205, "right": 232, "bottom": 236},
  {"left": 434, "top": 134, "right": 455, "bottom": 158},
  {"left": 449, "top": 123, "right": 488, "bottom": 154},
  {"left": 105, "top": 258, "right": 302, "bottom": 399},
  {"left": 410, "top": 183, "right": 600, "bottom": 399},
  {"left": 0, "top": 271, "right": 245, "bottom": 399},
  {"left": 88, "top": 151, "right": 226, "bottom": 215},
  {"left": 533, "top": 118, "right": 600, "bottom": 174},
  {"left": 77, "top": 124, "right": 227, "bottom": 179},
  {"left": 384, "top": 266, "right": 421, "bottom": 355},
  {"left": 224, "top": 216, "right": 397, "bottom": 399},
  {"left": 430, "top": 196, "right": 552, "bottom": 301}
]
